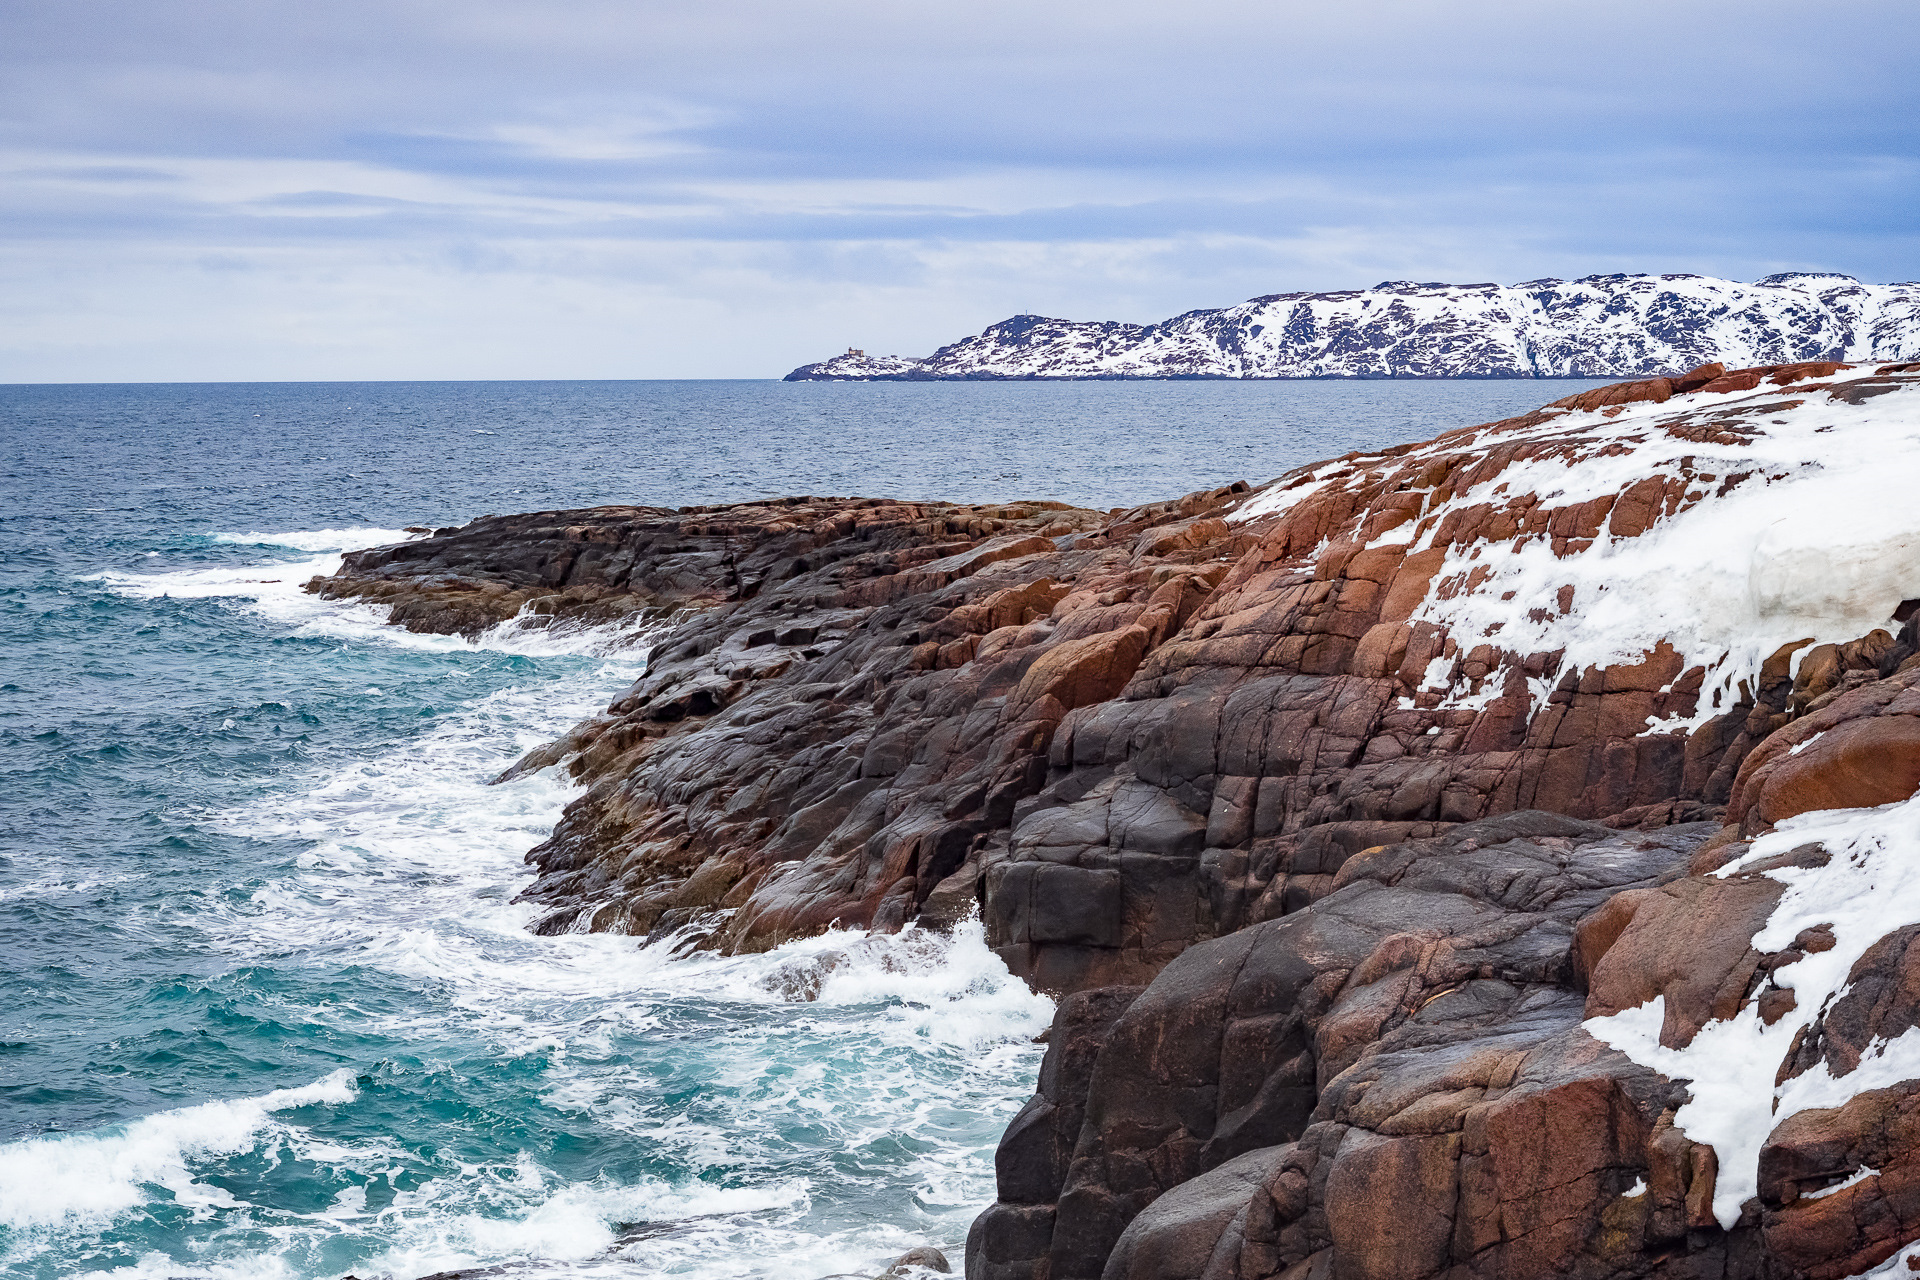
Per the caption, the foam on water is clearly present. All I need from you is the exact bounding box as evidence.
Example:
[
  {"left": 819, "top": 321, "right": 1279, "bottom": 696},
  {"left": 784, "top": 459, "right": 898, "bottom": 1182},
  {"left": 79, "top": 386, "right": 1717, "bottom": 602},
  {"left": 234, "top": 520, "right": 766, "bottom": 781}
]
[
  {"left": 4, "top": 378, "right": 1642, "bottom": 1280},
  {"left": 5, "top": 529, "right": 1049, "bottom": 1280},
  {"left": 90, "top": 527, "right": 654, "bottom": 660},
  {"left": 0, "top": 1072, "right": 361, "bottom": 1232},
  {"left": 210, "top": 529, "right": 426, "bottom": 554}
]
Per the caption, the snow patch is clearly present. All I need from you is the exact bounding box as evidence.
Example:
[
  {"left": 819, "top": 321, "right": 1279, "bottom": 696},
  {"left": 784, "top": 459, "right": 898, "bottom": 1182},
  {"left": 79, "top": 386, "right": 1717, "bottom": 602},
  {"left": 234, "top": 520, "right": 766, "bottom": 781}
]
[
  {"left": 1805, "top": 1166, "right": 1879, "bottom": 1201},
  {"left": 1229, "top": 475, "right": 1332, "bottom": 524},
  {"left": 1587, "top": 792, "right": 1920, "bottom": 1229},
  {"left": 1385, "top": 380, "right": 1920, "bottom": 721}
]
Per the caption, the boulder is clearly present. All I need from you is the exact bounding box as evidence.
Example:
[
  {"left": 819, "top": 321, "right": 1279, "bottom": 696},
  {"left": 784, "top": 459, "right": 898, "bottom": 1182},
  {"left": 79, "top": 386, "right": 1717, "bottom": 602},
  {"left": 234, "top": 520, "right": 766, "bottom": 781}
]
[
  {"left": 1729, "top": 663, "right": 1920, "bottom": 834},
  {"left": 882, "top": 1245, "right": 953, "bottom": 1276}
]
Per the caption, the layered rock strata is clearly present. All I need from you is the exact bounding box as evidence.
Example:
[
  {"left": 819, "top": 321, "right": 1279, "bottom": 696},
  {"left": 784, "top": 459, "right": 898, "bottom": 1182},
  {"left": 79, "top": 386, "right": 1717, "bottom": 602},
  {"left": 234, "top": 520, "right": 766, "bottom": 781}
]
[{"left": 311, "top": 360, "right": 1920, "bottom": 1279}]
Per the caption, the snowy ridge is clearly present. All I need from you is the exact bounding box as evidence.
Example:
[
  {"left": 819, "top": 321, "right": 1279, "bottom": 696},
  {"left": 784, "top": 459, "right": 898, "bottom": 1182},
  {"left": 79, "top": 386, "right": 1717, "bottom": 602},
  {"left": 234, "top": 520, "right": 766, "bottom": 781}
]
[
  {"left": 786, "top": 274, "right": 1920, "bottom": 380},
  {"left": 785, "top": 349, "right": 925, "bottom": 380}
]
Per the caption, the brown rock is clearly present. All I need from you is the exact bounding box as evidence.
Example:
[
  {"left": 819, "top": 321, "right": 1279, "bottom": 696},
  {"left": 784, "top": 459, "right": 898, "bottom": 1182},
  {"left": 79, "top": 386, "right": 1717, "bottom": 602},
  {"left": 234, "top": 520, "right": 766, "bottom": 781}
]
[
  {"left": 1749, "top": 715, "right": 1920, "bottom": 830},
  {"left": 1007, "top": 626, "right": 1152, "bottom": 720},
  {"left": 313, "top": 367, "right": 1920, "bottom": 1280},
  {"left": 970, "top": 814, "right": 1710, "bottom": 1280},
  {"left": 320, "top": 367, "right": 1920, "bottom": 995},
  {"left": 1581, "top": 874, "right": 1783, "bottom": 1044}
]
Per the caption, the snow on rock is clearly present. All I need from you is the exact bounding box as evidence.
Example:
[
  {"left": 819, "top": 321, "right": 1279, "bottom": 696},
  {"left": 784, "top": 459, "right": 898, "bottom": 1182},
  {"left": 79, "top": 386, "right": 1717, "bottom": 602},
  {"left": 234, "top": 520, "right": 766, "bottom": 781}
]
[
  {"left": 1849, "top": 1242, "right": 1920, "bottom": 1278},
  {"left": 1222, "top": 360, "right": 1920, "bottom": 734},
  {"left": 786, "top": 274, "right": 1920, "bottom": 380},
  {"left": 1588, "top": 791, "right": 1920, "bottom": 1230},
  {"left": 784, "top": 349, "right": 927, "bottom": 380}
]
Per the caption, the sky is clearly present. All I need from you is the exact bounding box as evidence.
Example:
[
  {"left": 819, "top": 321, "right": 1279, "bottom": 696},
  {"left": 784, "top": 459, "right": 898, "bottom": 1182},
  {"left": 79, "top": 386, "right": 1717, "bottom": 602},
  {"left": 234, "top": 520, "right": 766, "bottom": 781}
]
[{"left": 2, "top": 0, "right": 1917, "bottom": 382}]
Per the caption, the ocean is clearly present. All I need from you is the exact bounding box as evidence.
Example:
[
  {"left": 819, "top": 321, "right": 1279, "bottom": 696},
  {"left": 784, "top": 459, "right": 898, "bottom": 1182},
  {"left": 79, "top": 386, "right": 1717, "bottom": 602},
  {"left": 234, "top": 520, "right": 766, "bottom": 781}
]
[{"left": 0, "top": 377, "right": 1608, "bottom": 1280}]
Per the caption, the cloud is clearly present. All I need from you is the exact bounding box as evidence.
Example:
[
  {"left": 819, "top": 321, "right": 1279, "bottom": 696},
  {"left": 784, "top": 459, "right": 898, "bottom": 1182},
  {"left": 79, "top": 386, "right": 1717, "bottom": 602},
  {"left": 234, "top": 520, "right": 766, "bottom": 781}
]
[{"left": 0, "top": 0, "right": 1915, "bottom": 379}]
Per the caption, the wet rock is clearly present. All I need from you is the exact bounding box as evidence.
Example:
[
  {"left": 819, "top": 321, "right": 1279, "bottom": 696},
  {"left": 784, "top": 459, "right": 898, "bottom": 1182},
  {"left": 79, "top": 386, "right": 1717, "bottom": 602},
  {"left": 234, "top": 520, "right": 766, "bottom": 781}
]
[
  {"left": 881, "top": 1245, "right": 953, "bottom": 1275},
  {"left": 757, "top": 948, "right": 848, "bottom": 1001},
  {"left": 994, "top": 986, "right": 1142, "bottom": 1209}
]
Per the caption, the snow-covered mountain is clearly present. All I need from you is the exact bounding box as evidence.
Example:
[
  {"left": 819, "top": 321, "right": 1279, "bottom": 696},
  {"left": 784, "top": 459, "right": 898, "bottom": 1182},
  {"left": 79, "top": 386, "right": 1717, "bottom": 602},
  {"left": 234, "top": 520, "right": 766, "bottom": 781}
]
[{"left": 785, "top": 273, "right": 1920, "bottom": 380}]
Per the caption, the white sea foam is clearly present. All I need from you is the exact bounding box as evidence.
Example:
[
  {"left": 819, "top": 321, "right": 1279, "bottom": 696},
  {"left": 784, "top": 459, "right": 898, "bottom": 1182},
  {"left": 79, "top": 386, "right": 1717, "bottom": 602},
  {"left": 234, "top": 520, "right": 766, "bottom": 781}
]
[
  {"left": 0, "top": 870, "right": 139, "bottom": 903},
  {"left": 0, "top": 1070, "right": 358, "bottom": 1232},
  {"left": 90, "top": 526, "right": 651, "bottom": 658},
  {"left": 338, "top": 1171, "right": 816, "bottom": 1280},
  {"left": 209, "top": 527, "right": 425, "bottom": 554},
  {"left": 30, "top": 526, "right": 1048, "bottom": 1278}
]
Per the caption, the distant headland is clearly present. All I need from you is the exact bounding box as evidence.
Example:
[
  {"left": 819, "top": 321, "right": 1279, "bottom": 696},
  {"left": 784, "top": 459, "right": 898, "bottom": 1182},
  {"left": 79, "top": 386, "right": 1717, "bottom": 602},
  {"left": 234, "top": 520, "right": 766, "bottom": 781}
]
[{"left": 784, "top": 272, "right": 1920, "bottom": 381}]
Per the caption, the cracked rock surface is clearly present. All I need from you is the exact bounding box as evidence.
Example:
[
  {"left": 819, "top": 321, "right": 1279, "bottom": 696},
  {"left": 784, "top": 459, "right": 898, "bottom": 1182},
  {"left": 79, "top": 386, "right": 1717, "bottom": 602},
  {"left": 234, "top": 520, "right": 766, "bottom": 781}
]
[{"left": 311, "top": 362, "right": 1920, "bottom": 1279}]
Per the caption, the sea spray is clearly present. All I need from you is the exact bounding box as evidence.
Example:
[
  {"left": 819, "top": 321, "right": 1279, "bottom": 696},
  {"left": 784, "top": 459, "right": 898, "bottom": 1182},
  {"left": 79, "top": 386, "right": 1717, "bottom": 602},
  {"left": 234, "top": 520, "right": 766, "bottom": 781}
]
[{"left": 6, "top": 527, "right": 1047, "bottom": 1279}]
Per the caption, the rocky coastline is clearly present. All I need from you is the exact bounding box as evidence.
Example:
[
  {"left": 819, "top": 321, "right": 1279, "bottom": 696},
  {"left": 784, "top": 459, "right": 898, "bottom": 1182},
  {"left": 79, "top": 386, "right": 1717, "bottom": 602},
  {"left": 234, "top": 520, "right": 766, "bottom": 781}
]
[{"left": 312, "top": 358, "right": 1920, "bottom": 1280}]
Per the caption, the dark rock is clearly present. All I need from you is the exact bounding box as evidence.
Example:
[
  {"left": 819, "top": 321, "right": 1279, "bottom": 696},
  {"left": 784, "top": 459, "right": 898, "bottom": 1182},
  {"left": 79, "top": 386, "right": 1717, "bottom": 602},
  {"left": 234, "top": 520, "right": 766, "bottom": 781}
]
[
  {"left": 964, "top": 812, "right": 1846, "bottom": 1280},
  {"left": 971, "top": 813, "right": 1708, "bottom": 1280},
  {"left": 882, "top": 1245, "right": 953, "bottom": 1275},
  {"left": 995, "top": 986, "right": 1142, "bottom": 1207}
]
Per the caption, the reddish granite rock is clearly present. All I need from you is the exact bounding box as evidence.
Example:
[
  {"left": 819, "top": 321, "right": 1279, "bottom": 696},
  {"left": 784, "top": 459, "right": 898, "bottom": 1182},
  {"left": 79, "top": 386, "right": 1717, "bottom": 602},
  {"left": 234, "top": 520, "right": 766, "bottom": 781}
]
[
  {"left": 307, "top": 366, "right": 1920, "bottom": 999},
  {"left": 988, "top": 788, "right": 1920, "bottom": 1280},
  {"left": 1729, "top": 658, "right": 1920, "bottom": 835},
  {"left": 990, "top": 813, "right": 1760, "bottom": 1280},
  {"left": 311, "top": 487, "right": 1265, "bottom": 973},
  {"left": 314, "top": 366, "right": 1920, "bottom": 1280},
  {"left": 1753, "top": 925, "right": 1920, "bottom": 1278},
  {"left": 1577, "top": 872, "right": 1784, "bottom": 1044}
]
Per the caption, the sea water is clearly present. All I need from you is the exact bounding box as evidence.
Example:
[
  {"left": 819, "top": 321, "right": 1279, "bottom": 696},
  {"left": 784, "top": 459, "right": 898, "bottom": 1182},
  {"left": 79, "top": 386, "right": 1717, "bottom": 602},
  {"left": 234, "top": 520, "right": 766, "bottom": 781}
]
[{"left": 0, "top": 377, "right": 1606, "bottom": 1279}]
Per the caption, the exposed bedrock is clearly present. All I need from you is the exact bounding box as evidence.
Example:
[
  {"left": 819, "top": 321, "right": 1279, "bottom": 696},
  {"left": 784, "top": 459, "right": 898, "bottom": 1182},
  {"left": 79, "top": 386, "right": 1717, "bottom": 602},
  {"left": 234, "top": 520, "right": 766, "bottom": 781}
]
[
  {"left": 312, "top": 360, "right": 1920, "bottom": 997},
  {"left": 976, "top": 812, "right": 1726, "bottom": 1280},
  {"left": 312, "top": 362, "right": 1920, "bottom": 1278},
  {"left": 964, "top": 655, "right": 1920, "bottom": 1280},
  {"left": 977, "top": 810, "right": 1891, "bottom": 1280}
]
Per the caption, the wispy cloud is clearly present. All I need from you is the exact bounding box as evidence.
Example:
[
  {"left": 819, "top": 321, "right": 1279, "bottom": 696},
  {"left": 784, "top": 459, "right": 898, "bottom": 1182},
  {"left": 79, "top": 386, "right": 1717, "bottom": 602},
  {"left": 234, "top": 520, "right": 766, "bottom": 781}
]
[{"left": 0, "top": 0, "right": 1915, "bottom": 379}]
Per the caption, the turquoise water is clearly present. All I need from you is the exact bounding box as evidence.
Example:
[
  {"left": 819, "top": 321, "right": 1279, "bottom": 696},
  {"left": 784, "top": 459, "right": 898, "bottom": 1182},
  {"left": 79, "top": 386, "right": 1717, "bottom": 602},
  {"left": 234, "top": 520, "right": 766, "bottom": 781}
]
[{"left": 0, "top": 377, "right": 1605, "bottom": 1278}]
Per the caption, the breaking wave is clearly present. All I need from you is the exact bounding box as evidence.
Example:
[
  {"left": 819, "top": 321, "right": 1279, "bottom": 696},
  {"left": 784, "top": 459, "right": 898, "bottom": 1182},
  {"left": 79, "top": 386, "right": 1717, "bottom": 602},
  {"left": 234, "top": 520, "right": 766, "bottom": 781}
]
[{"left": 5, "top": 529, "right": 1047, "bottom": 1280}]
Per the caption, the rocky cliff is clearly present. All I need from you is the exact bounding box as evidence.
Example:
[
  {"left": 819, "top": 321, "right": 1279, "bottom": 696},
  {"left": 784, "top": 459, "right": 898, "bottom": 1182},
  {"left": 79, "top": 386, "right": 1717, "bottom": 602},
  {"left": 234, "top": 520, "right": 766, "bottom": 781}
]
[
  {"left": 312, "top": 357, "right": 1920, "bottom": 1280},
  {"left": 783, "top": 275, "right": 1920, "bottom": 381}
]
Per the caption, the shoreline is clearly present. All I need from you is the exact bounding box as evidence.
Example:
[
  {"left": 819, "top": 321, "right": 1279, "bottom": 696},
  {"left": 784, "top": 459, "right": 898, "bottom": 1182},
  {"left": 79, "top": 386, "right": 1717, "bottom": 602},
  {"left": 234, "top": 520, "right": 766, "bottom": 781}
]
[{"left": 317, "top": 358, "right": 1920, "bottom": 1280}]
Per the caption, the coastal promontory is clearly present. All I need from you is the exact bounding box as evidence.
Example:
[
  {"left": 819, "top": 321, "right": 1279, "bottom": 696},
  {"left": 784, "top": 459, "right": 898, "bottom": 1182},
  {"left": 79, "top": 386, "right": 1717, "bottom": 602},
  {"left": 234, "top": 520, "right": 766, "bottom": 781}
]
[{"left": 312, "top": 358, "right": 1920, "bottom": 1280}]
